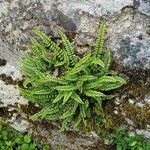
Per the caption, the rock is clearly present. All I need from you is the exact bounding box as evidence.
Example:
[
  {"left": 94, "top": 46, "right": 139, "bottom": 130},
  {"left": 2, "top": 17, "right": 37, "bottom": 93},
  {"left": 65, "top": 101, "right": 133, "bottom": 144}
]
[
  {"left": 0, "top": 80, "right": 27, "bottom": 107},
  {"left": 0, "top": 1, "right": 9, "bottom": 17},
  {"left": 139, "top": 0, "right": 150, "bottom": 16},
  {"left": 136, "top": 129, "right": 150, "bottom": 139},
  {"left": 128, "top": 99, "right": 135, "bottom": 104},
  {"left": 0, "top": 0, "right": 149, "bottom": 70},
  {"left": 0, "top": 62, "right": 22, "bottom": 80},
  {"left": 125, "top": 118, "right": 135, "bottom": 126},
  {"left": 0, "top": 0, "right": 150, "bottom": 149},
  {"left": 107, "top": 8, "right": 150, "bottom": 69}
]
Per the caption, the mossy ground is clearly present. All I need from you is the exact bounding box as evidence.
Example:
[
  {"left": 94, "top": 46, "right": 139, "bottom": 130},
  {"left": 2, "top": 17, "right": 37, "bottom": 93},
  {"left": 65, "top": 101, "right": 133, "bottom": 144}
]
[{"left": 103, "top": 59, "right": 150, "bottom": 131}]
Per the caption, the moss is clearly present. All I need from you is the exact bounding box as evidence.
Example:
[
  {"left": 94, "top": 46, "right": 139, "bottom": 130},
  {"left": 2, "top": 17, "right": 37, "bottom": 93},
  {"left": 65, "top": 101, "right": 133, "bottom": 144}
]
[
  {"left": 111, "top": 60, "right": 150, "bottom": 99},
  {"left": 0, "top": 74, "right": 17, "bottom": 85},
  {"left": 102, "top": 59, "right": 150, "bottom": 129},
  {"left": 122, "top": 102, "right": 150, "bottom": 128}
]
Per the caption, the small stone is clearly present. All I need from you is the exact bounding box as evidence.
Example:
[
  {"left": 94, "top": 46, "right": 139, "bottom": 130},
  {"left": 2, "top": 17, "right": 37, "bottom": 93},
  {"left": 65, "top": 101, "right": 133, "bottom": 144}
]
[
  {"left": 115, "top": 101, "right": 120, "bottom": 105},
  {"left": 35, "top": 104, "right": 40, "bottom": 107},
  {"left": 147, "top": 124, "right": 150, "bottom": 129},
  {"left": 90, "top": 132, "right": 99, "bottom": 139},
  {"left": 5, "top": 23, "right": 12, "bottom": 32},
  {"left": 128, "top": 99, "right": 134, "bottom": 104},
  {"left": 114, "top": 107, "right": 118, "bottom": 110},
  {"left": 21, "top": 22, "right": 29, "bottom": 30},
  {"left": 8, "top": 107, "right": 15, "bottom": 111},
  {"left": 13, "top": 30, "right": 22, "bottom": 37},
  {"left": 122, "top": 112, "right": 126, "bottom": 116},
  {"left": 114, "top": 110, "right": 118, "bottom": 114},
  {"left": 125, "top": 118, "right": 135, "bottom": 126},
  {"left": 104, "top": 139, "right": 110, "bottom": 145},
  {"left": 144, "top": 96, "right": 150, "bottom": 103},
  {"left": 115, "top": 97, "right": 120, "bottom": 102},
  {"left": 136, "top": 102, "right": 144, "bottom": 107},
  {"left": 136, "top": 129, "right": 150, "bottom": 139}
]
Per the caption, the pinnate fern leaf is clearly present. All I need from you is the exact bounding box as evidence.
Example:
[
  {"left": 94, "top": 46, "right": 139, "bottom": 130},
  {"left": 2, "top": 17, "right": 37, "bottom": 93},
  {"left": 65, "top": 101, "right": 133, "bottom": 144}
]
[
  {"left": 20, "top": 20, "right": 126, "bottom": 130},
  {"left": 60, "top": 31, "right": 77, "bottom": 66},
  {"left": 95, "top": 19, "right": 106, "bottom": 57}
]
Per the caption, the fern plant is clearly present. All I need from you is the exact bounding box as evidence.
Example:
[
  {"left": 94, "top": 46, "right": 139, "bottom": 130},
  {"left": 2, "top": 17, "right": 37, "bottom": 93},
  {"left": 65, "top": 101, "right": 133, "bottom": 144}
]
[{"left": 20, "top": 20, "right": 126, "bottom": 130}]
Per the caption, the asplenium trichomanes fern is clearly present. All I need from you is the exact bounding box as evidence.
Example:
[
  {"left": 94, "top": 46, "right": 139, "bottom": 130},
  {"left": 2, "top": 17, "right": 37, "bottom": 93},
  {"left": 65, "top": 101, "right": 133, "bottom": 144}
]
[{"left": 20, "top": 20, "right": 126, "bottom": 131}]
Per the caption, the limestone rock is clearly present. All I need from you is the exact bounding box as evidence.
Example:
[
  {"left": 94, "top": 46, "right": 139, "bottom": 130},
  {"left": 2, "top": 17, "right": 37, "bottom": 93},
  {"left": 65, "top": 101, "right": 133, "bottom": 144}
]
[{"left": 0, "top": 0, "right": 150, "bottom": 149}]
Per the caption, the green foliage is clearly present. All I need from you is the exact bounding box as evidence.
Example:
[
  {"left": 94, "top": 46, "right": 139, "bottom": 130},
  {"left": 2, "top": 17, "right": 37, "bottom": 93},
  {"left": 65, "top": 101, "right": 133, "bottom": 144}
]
[
  {"left": 112, "top": 128, "right": 150, "bottom": 150},
  {"left": 0, "top": 124, "right": 50, "bottom": 150},
  {"left": 20, "top": 20, "right": 126, "bottom": 130}
]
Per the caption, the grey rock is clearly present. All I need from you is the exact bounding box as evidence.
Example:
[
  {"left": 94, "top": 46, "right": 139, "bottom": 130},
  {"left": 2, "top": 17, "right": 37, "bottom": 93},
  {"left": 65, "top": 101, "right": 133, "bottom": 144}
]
[
  {"left": 107, "top": 8, "right": 150, "bottom": 69},
  {"left": 0, "top": 0, "right": 150, "bottom": 148},
  {"left": 0, "top": 80, "right": 27, "bottom": 107},
  {"left": 136, "top": 129, "right": 150, "bottom": 138},
  {"left": 139, "top": 0, "right": 150, "bottom": 16},
  {"left": 0, "top": 62, "right": 22, "bottom": 80},
  {"left": 0, "top": 0, "right": 149, "bottom": 69}
]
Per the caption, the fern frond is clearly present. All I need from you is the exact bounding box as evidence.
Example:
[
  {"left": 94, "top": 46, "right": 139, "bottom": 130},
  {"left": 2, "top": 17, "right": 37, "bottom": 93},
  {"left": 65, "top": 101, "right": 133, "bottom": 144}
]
[
  {"left": 63, "top": 91, "right": 73, "bottom": 105},
  {"left": 60, "top": 31, "right": 77, "bottom": 66},
  {"left": 21, "top": 55, "right": 48, "bottom": 77},
  {"left": 60, "top": 110, "right": 73, "bottom": 119},
  {"left": 66, "top": 65, "right": 84, "bottom": 76},
  {"left": 78, "top": 75, "right": 97, "bottom": 81},
  {"left": 20, "top": 22, "right": 126, "bottom": 131},
  {"left": 75, "top": 52, "right": 91, "bottom": 68},
  {"left": 23, "top": 78, "right": 35, "bottom": 88},
  {"left": 103, "top": 49, "right": 111, "bottom": 70},
  {"left": 54, "top": 85, "right": 76, "bottom": 91},
  {"left": 95, "top": 19, "right": 106, "bottom": 57},
  {"left": 90, "top": 57, "right": 105, "bottom": 68},
  {"left": 98, "top": 81, "right": 125, "bottom": 91},
  {"left": 63, "top": 74, "right": 78, "bottom": 81},
  {"left": 31, "top": 104, "right": 61, "bottom": 120},
  {"left": 20, "top": 88, "right": 54, "bottom": 105},
  {"left": 30, "top": 37, "right": 47, "bottom": 57},
  {"left": 20, "top": 65, "right": 45, "bottom": 78},
  {"left": 31, "top": 106, "right": 52, "bottom": 120},
  {"left": 63, "top": 51, "right": 70, "bottom": 67},
  {"left": 33, "top": 30, "right": 52, "bottom": 47},
  {"left": 85, "top": 76, "right": 125, "bottom": 90},
  {"left": 48, "top": 41, "right": 64, "bottom": 61},
  {"left": 54, "top": 61, "right": 65, "bottom": 67},
  {"left": 84, "top": 90, "right": 106, "bottom": 98},
  {"left": 37, "top": 75, "right": 67, "bottom": 85},
  {"left": 71, "top": 93, "right": 84, "bottom": 104},
  {"left": 74, "top": 117, "right": 82, "bottom": 128},
  {"left": 80, "top": 104, "right": 86, "bottom": 118},
  {"left": 33, "top": 30, "right": 64, "bottom": 61},
  {"left": 97, "top": 48, "right": 112, "bottom": 76},
  {"left": 30, "top": 89, "right": 52, "bottom": 95},
  {"left": 66, "top": 53, "right": 91, "bottom": 76},
  {"left": 52, "top": 94, "right": 63, "bottom": 103}
]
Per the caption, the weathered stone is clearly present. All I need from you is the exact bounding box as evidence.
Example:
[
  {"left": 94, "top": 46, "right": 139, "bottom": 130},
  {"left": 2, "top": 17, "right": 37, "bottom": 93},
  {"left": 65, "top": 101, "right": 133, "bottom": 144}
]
[
  {"left": 0, "top": 80, "right": 27, "bottom": 107},
  {"left": 0, "top": 0, "right": 150, "bottom": 149},
  {"left": 139, "top": 0, "right": 150, "bottom": 16},
  {"left": 107, "top": 8, "right": 150, "bottom": 69}
]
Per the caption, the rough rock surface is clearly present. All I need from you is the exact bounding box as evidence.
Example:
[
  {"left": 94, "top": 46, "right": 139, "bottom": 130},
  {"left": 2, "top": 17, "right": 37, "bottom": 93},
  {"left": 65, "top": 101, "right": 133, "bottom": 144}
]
[{"left": 0, "top": 0, "right": 150, "bottom": 149}]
